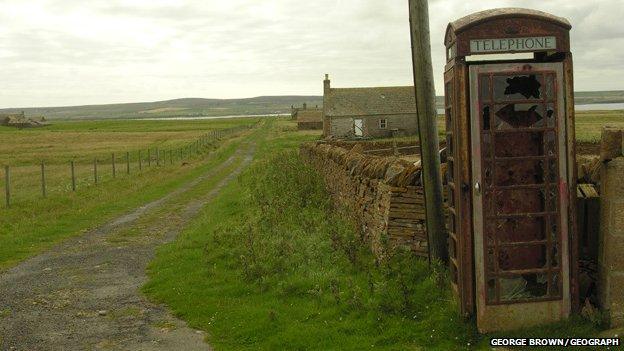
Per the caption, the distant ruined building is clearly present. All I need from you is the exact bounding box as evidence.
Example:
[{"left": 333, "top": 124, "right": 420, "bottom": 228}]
[
  {"left": 291, "top": 103, "right": 323, "bottom": 130},
  {"left": 322, "top": 74, "right": 418, "bottom": 138},
  {"left": 0, "top": 112, "right": 49, "bottom": 129}
]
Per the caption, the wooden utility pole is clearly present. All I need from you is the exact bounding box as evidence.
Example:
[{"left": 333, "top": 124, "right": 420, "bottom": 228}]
[{"left": 408, "top": 0, "right": 447, "bottom": 262}]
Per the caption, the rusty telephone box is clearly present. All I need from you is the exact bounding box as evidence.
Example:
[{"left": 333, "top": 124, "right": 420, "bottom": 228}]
[{"left": 443, "top": 9, "right": 577, "bottom": 332}]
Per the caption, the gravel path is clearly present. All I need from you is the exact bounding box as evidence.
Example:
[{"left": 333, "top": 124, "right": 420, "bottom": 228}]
[{"left": 0, "top": 142, "right": 255, "bottom": 351}]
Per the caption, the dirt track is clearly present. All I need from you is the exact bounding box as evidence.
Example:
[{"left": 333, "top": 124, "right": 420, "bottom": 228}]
[{"left": 0, "top": 142, "right": 255, "bottom": 351}]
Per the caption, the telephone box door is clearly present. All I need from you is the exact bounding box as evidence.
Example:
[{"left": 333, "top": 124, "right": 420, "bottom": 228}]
[{"left": 469, "top": 62, "right": 570, "bottom": 331}]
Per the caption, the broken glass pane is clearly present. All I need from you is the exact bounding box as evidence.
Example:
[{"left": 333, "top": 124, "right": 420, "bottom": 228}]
[
  {"left": 546, "top": 103, "right": 556, "bottom": 128},
  {"left": 483, "top": 106, "right": 491, "bottom": 130},
  {"left": 494, "top": 103, "right": 545, "bottom": 129},
  {"left": 494, "top": 74, "right": 543, "bottom": 101},
  {"left": 499, "top": 276, "right": 531, "bottom": 301},
  {"left": 499, "top": 274, "right": 549, "bottom": 301}
]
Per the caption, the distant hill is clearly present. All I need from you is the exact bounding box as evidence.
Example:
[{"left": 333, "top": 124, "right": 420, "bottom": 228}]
[
  {"left": 1, "top": 91, "right": 621, "bottom": 120},
  {"left": 0, "top": 96, "right": 323, "bottom": 120}
]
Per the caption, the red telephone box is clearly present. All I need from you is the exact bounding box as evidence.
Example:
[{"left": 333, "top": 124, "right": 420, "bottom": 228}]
[{"left": 444, "top": 8, "right": 578, "bottom": 332}]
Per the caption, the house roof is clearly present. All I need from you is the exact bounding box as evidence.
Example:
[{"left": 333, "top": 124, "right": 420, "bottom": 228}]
[{"left": 325, "top": 86, "right": 416, "bottom": 117}]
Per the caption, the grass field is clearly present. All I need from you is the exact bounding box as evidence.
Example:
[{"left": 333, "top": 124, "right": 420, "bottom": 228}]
[
  {"left": 0, "top": 118, "right": 255, "bottom": 270},
  {"left": 143, "top": 118, "right": 601, "bottom": 350},
  {"left": 364, "top": 110, "right": 624, "bottom": 145}
]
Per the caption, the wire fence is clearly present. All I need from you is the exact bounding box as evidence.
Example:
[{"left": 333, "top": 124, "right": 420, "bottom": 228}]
[{"left": 2, "top": 124, "right": 252, "bottom": 208}]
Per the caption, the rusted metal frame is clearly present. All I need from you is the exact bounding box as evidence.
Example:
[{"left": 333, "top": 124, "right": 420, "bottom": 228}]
[
  {"left": 445, "top": 65, "right": 464, "bottom": 312},
  {"left": 498, "top": 240, "right": 548, "bottom": 247},
  {"left": 487, "top": 211, "right": 557, "bottom": 219},
  {"left": 544, "top": 94, "right": 554, "bottom": 297},
  {"left": 483, "top": 72, "right": 503, "bottom": 303},
  {"left": 477, "top": 68, "right": 556, "bottom": 304},
  {"left": 563, "top": 54, "right": 579, "bottom": 312},
  {"left": 491, "top": 184, "right": 553, "bottom": 190},
  {"left": 499, "top": 267, "right": 555, "bottom": 276},
  {"left": 456, "top": 62, "right": 474, "bottom": 315},
  {"left": 491, "top": 126, "right": 553, "bottom": 133},
  {"left": 489, "top": 296, "right": 562, "bottom": 306},
  {"left": 491, "top": 155, "right": 549, "bottom": 162},
  {"left": 481, "top": 67, "right": 563, "bottom": 304}
]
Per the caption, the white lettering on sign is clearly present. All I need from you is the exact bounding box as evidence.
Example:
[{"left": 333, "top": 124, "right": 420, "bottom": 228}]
[{"left": 470, "top": 36, "right": 557, "bottom": 53}]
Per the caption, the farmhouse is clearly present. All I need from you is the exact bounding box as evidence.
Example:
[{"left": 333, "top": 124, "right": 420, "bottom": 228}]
[
  {"left": 291, "top": 103, "right": 323, "bottom": 130},
  {"left": 322, "top": 74, "right": 418, "bottom": 138}
]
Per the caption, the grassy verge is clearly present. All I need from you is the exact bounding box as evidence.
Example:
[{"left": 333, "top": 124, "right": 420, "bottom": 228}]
[
  {"left": 144, "top": 124, "right": 478, "bottom": 350},
  {"left": 0, "top": 131, "right": 248, "bottom": 270}
]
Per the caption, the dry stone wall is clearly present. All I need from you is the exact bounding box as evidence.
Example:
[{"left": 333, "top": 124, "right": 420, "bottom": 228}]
[{"left": 300, "top": 142, "right": 429, "bottom": 258}]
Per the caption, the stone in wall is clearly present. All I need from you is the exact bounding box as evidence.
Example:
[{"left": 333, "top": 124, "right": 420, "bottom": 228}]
[
  {"left": 599, "top": 157, "right": 624, "bottom": 327},
  {"left": 300, "top": 141, "right": 429, "bottom": 258}
]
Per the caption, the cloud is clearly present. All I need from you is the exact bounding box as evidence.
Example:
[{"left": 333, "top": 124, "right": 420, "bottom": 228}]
[{"left": 0, "top": 0, "right": 622, "bottom": 107}]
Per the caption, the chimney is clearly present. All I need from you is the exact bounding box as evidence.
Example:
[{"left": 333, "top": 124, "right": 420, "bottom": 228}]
[
  {"left": 323, "top": 74, "right": 330, "bottom": 96},
  {"left": 322, "top": 74, "right": 331, "bottom": 137}
]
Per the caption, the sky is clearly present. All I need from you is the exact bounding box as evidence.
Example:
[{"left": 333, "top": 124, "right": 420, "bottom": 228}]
[{"left": 0, "top": 0, "right": 622, "bottom": 108}]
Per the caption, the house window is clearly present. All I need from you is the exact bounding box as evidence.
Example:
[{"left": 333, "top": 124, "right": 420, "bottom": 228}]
[{"left": 379, "top": 119, "right": 387, "bottom": 129}]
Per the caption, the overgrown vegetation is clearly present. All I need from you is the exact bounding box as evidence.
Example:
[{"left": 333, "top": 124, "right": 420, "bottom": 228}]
[{"left": 144, "top": 130, "right": 479, "bottom": 350}]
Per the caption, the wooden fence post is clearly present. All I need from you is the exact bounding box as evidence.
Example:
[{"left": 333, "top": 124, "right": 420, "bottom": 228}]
[
  {"left": 126, "top": 151, "right": 130, "bottom": 174},
  {"left": 4, "top": 165, "right": 10, "bottom": 208},
  {"left": 156, "top": 147, "right": 160, "bottom": 166},
  {"left": 94, "top": 159, "right": 98, "bottom": 184},
  {"left": 170, "top": 150, "right": 173, "bottom": 165},
  {"left": 112, "top": 153, "right": 116, "bottom": 178},
  {"left": 148, "top": 148, "right": 151, "bottom": 167},
  {"left": 71, "top": 160, "right": 76, "bottom": 191},
  {"left": 41, "top": 161, "right": 46, "bottom": 198},
  {"left": 139, "top": 150, "right": 142, "bottom": 171}
]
